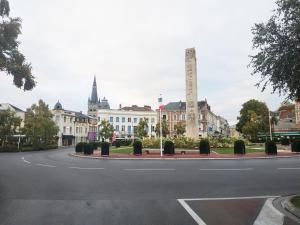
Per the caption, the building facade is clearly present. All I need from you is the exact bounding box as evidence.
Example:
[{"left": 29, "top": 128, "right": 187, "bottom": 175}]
[
  {"left": 0, "top": 103, "right": 25, "bottom": 128},
  {"left": 52, "top": 101, "right": 97, "bottom": 147},
  {"left": 159, "top": 100, "right": 230, "bottom": 138}
]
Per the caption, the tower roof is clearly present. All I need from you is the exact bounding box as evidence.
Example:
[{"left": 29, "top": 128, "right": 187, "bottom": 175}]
[{"left": 90, "top": 76, "right": 98, "bottom": 103}]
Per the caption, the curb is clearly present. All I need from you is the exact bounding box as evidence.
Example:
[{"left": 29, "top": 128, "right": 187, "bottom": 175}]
[
  {"left": 282, "top": 196, "right": 300, "bottom": 219},
  {"left": 273, "top": 195, "right": 300, "bottom": 224},
  {"left": 69, "top": 153, "right": 300, "bottom": 161}
]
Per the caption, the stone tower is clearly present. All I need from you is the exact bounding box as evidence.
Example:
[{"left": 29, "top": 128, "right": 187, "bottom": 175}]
[
  {"left": 296, "top": 100, "right": 300, "bottom": 128},
  {"left": 185, "top": 48, "right": 199, "bottom": 138}
]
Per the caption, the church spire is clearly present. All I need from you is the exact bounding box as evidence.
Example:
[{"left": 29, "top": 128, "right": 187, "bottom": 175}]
[{"left": 90, "top": 75, "right": 98, "bottom": 103}]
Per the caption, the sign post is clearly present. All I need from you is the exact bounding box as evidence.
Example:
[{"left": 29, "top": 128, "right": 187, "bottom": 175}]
[{"left": 158, "top": 95, "right": 163, "bottom": 157}]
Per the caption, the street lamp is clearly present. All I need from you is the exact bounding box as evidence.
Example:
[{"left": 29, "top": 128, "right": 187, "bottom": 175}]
[
  {"left": 268, "top": 109, "right": 273, "bottom": 141},
  {"left": 158, "top": 94, "right": 163, "bottom": 157}
]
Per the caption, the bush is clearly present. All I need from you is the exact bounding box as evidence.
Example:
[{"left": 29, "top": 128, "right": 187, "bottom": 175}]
[
  {"left": 281, "top": 138, "right": 290, "bottom": 146},
  {"left": 101, "top": 142, "right": 110, "bottom": 156},
  {"left": 234, "top": 140, "right": 246, "bottom": 155},
  {"left": 265, "top": 140, "right": 277, "bottom": 155},
  {"left": 199, "top": 139, "right": 210, "bottom": 154},
  {"left": 115, "top": 140, "right": 121, "bottom": 148},
  {"left": 291, "top": 140, "right": 300, "bottom": 153},
  {"left": 83, "top": 143, "right": 94, "bottom": 155},
  {"left": 133, "top": 140, "right": 142, "bottom": 155},
  {"left": 164, "top": 140, "right": 175, "bottom": 155},
  {"left": 89, "top": 142, "right": 99, "bottom": 150},
  {"left": 75, "top": 142, "right": 84, "bottom": 153}
]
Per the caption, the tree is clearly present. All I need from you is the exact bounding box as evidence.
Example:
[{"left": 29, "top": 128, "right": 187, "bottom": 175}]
[
  {"left": 0, "top": 108, "right": 21, "bottom": 146},
  {"left": 174, "top": 121, "right": 185, "bottom": 137},
  {"left": 22, "top": 100, "right": 58, "bottom": 147},
  {"left": 155, "top": 120, "right": 169, "bottom": 138},
  {"left": 135, "top": 118, "right": 149, "bottom": 139},
  {"left": 250, "top": 0, "right": 300, "bottom": 100},
  {"left": 236, "top": 99, "right": 269, "bottom": 139},
  {"left": 0, "top": 0, "right": 35, "bottom": 90},
  {"left": 98, "top": 120, "right": 114, "bottom": 141}
]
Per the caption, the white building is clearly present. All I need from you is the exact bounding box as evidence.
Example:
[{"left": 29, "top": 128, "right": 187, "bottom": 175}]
[
  {"left": 96, "top": 105, "right": 157, "bottom": 139},
  {"left": 52, "top": 101, "right": 97, "bottom": 146},
  {"left": 0, "top": 103, "right": 25, "bottom": 128}
]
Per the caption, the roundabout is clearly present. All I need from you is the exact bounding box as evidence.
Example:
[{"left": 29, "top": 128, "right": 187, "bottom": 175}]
[{"left": 0, "top": 147, "right": 300, "bottom": 225}]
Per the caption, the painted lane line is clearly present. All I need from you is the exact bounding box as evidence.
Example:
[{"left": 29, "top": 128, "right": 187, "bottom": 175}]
[
  {"left": 278, "top": 167, "right": 300, "bottom": 170},
  {"left": 180, "top": 196, "right": 279, "bottom": 201},
  {"left": 177, "top": 199, "right": 207, "bottom": 225},
  {"left": 68, "top": 167, "right": 105, "bottom": 170},
  {"left": 123, "top": 168, "right": 175, "bottom": 171},
  {"left": 199, "top": 168, "right": 254, "bottom": 171},
  {"left": 21, "top": 157, "right": 31, "bottom": 164},
  {"left": 253, "top": 198, "right": 284, "bottom": 225},
  {"left": 36, "top": 163, "right": 56, "bottom": 168}
]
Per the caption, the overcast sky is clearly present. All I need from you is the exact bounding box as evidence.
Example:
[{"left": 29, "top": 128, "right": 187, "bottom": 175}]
[{"left": 0, "top": 0, "right": 286, "bottom": 125}]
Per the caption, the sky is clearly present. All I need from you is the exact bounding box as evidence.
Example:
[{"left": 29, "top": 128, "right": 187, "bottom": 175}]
[{"left": 0, "top": 0, "right": 286, "bottom": 125}]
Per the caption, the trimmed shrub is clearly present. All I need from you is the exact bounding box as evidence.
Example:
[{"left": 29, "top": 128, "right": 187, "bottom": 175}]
[
  {"left": 75, "top": 142, "right": 84, "bottom": 153},
  {"left": 291, "top": 140, "right": 300, "bottom": 153},
  {"left": 83, "top": 143, "right": 93, "bottom": 155},
  {"left": 199, "top": 139, "right": 210, "bottom": 154},
  {"left": 115, "top": 140, "right": 121, "bottom": 148},
  {"left": 133, "top": 140, "right": 143, "bottom": 155},
  {"left": 281, "top": 138, "right": 290, "bottom": 146},
  {"left": 90, "top": 142, "right": 99, "bottom": 150},
  {"left": 265, "top": 140, "right": 277, "bottom": 155},
  {"left": 101, "top": 142, "right": 110, "bottom": 156},
  {"left": 234, "top": 140, "right": 246, "bottom": 155},
  {"left": 164, "top": 140, "right": 175, "bottom": 155}
]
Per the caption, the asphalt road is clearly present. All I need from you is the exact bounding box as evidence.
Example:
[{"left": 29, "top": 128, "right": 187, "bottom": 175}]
[{"left": 0, "top": 148, "right": 299, "bottom": 225}]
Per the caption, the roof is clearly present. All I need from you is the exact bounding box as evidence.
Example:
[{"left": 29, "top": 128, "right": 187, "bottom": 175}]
[
  {"left": 121, "top": 105, "right": 153, "bottom": 112},
  {"left": 0, "top": 103, "right": 25, "bottom": 112},
  {"left": 164, "top": 101, "right": 207, "bottom": 111}
]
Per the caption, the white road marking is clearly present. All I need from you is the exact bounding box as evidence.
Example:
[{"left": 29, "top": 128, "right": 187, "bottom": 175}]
[
  {"left": 180, "top": 196, "right": 279, "bottom": 201},
  {"left": 278, "top": 167, "right": 300, "bottom": 170},
  {"left": 199, "top": 168, "right": 254, "bottom": 171},
  {"left": 123, "top": 168, "right": 175, "bottom": 171},
  {"left": 36, "top": 163, "right": 56, "bottom": 168},
  {"left": 177, "top": 196, "right": 280, "bottom": 225},
  {"left": 68, "top": 167, "right": 105, "bottom": 170},
  {"left": 21, "top": 157, "right": 31, "bottom": 164},
  {"left": 177, "top": 199, "right": 207, "bottom": 225},
  {"left": 253, "top": 198, "right": 284, "bottom": 225}
]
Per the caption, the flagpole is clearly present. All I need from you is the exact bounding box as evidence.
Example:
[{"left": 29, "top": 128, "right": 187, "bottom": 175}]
[{"left": 158, "top": 94, "right": 163, "bottom": 157}]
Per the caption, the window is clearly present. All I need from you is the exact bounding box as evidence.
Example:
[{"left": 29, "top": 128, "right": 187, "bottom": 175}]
[
  {"left": 128, "top": 125, "right": 131, "bottom": 133},
  {"left": 182, "top": 114, "right": 186, "bottom": 120},
  {"left": 116, "top": 125, "right": 119, "bottom": 131},
  {"left": 128, "top": 117, "right": 131, "bottom": 123},
  {"left": 76, "top": 127, "right": 79, "bottom": 133},
  {"left": 70, "top": 127, "right": 72, "bottom": 134},
  {"left": 85, "top": 128, "right": 87, "bottom": 133},
  {"left": 63, "top": 126, "right": 66, "bottom": 133},
  {"left": 122, "top": 117, "right": 125, "bottom": 123},
  {"left": 116, "top": 117, "right": 119, "bottom": 122},
  {"left": 55, "top": 115, "right": 60, "bottom": 122},
  {"left": 163, "top": 115, "right": 167, "bottom": 120},
  {"left": 151, "top": 118, "right": 155, "bottom": 123},
  {"left": 98, "top": 117, "right": 101, "bottom": 121},
  {"left": 121, "top": 125, "right": 125, "bottom": 132},
  {"left": 110, "top": 117, "right": 113, "bottom": 122},
  {"left": 70, "top": 117, "right": 72, "bottom": 123},
  {"left": 134, "top": 118, "right": 138, "bottom": 123},
  {"left": 174, "top": 115, "right": 177, "bottom": 120},
  {"left": 64, "top": 116, "right": 66, "bottom": 122}
]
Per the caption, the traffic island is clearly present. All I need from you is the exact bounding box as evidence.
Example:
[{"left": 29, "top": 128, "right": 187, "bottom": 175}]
[
  {"left": 283, "top": 195, "right": 300, "bottom": 219},
  {"left": 70, "top": 150, "right": 300, "bottom": 160}
]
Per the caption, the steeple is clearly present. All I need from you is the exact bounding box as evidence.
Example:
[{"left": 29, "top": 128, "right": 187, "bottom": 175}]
[{"left": 90, "top": 75, "right": 98, "bottom": 103}]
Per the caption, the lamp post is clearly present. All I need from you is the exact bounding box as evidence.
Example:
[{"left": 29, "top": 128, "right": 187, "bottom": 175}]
[{"left": 158, "top": 94, "right": 163, "bottom": 157}]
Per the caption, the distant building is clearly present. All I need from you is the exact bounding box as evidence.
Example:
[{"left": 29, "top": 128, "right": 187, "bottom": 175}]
[
  {"left": 159, "top": 100, "right": 230, "bottom": 138},
  {"left": 52, "top": 101, "right": 97, "bottom": 146},
  {"left": 87, "top": 77, "right": 156, "bottom": 139},
  {"left": 229, "top": 125, "right": 241, "bottom": 138},
  {"left": 0, "top": 103, "right": 25, "bottom": 128}
]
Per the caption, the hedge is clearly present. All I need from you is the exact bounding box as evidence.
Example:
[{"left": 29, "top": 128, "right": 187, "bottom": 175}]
[
  {"left": 115, "top": 140, "right": 121, "bottom": 148},
  {"left": 83, "top": 143, "right": 94, "bottom": 155},
  {"left": 281, "top": 138, "right": 290, "bottom": 146},
  {"left": 234, "top": 140, "right": 246, "bottom": 155},
  {"left": 291, "top": 140, "right": 300, "bottom": 153},
  {"left": 265, "top": 140, "right": 277, "bottom": 155},
  {"left": 75, "top": 142, "right": 84, "bottom": 153},
  {"left": 0, "top": 144, "right": 58, "bottom": 152},
  {"left": 101, "top": 142, "right": 110, "bottom": 156},
  {"left": 164, "top": 140, "right": 175, "bottom": 155},
  {"left": 133, "top": 140, "right": 142, "bottom": 155},
  {"left": 199, "top": 139, "right": 210, "bottom": 154}
]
